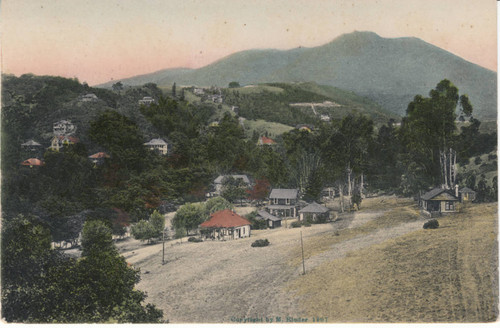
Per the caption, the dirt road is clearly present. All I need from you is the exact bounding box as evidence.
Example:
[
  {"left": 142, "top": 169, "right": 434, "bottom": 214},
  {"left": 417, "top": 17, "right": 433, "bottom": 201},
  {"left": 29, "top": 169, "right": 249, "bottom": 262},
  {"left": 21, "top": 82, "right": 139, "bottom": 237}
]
[{"left": 120, "top": 200, "right": 424, "bottom": 323}]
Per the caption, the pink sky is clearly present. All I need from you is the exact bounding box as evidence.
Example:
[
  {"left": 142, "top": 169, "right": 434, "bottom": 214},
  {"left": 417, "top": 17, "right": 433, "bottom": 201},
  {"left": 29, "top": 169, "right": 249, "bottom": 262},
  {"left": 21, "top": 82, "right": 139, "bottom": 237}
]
[{"left": 1, "top": 0, "right": 497, "bottom": 86}]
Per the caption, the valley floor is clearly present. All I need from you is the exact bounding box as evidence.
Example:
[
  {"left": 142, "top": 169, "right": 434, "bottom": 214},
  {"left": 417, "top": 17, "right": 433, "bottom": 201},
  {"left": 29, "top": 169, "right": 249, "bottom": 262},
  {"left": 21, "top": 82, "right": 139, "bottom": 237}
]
[{"left": 117, "top": 197, "right": 498, "bottom": 323}]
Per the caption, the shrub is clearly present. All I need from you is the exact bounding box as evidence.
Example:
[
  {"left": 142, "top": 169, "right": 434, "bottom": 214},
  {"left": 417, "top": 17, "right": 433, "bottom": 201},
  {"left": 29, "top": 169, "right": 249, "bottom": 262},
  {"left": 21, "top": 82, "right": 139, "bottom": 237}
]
[
  {"left": 488, "top": 153, "right": 497, "bottom": 160},
  {"left": 251, "top": 239, "right": 270, "bottom": 247},
  {"left": 291, "top": 221, "right": 301, "bottom": 228},
  {"left": 474, "top": 156, "right": 482, "bottom": 165},
  {"left": 303, "top": 221, "right": 312, "bottom": 227},
  {"left": 188, "top": 236, "right": 203, "bottom": 243},
  {"left": 423, "top": 219, "right": 439, "bottom": 229}
]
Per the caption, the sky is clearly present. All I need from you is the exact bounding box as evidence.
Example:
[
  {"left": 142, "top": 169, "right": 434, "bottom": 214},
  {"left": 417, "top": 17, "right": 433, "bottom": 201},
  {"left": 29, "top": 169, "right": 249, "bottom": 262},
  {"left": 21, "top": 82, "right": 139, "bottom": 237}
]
[{"left": 1, "top": 0, "right": 497, "bottom": 86}]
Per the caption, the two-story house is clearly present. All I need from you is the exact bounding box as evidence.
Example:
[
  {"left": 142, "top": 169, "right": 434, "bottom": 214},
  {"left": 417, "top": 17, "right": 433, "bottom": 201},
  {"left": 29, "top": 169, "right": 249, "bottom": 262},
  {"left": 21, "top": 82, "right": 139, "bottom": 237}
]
[{"left": 266, "top": 188, "right": 299, "bottom": 218}]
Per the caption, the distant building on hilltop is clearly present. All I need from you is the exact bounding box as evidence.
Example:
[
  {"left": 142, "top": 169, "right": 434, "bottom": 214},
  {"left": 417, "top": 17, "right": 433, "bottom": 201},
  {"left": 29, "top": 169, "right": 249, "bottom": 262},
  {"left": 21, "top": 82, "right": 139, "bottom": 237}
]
[
  {"left": 49, "top": 135, "right": 79, "bottom": 151},
  {"left": 79, "top": 93, "right": 99, "bottom": 102},
  {"left": 21, "top": 139, "right": 42, "bottom": 152},
  {"left": 53, "top": 120, "right": 76, "bottom": 136},
  {"left": 257, "top": 136, "right": 276, "bottom": 146},
  {"left": 143, "top": 138, "right": 168, "bottom": 155},
  {"left": 21, "top": 158, "right": 44, "bottom": 167},
  {"left": 88, "top": 152, "right": 110, "bottom": 165},
  {"left": 139, "top": 96, "right": 156, "bottom": 105}
]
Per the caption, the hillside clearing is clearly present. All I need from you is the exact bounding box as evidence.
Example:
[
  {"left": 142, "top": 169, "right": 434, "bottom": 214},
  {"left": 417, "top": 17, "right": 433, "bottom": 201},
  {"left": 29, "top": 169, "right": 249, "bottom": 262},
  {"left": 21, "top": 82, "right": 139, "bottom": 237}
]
[{"left": 287, "top": 202, "right": 498, "bottom": 322}]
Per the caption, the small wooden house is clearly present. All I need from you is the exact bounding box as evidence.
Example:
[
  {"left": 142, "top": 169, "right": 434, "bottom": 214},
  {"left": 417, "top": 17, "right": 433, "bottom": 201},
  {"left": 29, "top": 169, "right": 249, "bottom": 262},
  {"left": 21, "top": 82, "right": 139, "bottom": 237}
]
[
  {"left": 459, "top": 187, "right": 476, "bottom": 202},
  {"left": 420, "top": 188, "right": 459, "bottom": 216},
  {"left": 200, "top": 209, "right": 251, "bottom": 240},
  {"left": 212, "top": 174, "right": 251, "bottom": 196},
  {"left": 299, "top": 202, "right": 330, "bottom": 222},
  {"left": 138, "top": 96, "right": 155, "bottom": 105},
  {"left": 256, "top": 210, "right": 282, "bottom": 229}
]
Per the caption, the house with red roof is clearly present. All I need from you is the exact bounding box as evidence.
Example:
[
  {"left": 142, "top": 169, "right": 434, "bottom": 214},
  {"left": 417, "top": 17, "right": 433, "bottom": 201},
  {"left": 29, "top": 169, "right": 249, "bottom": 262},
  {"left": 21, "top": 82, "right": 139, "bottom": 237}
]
[
  {"left": 49, "top": 135, "right": 79, "bottom": 151},
  {"left": 88, "top": 152, "right": 110, "bottom": 165},
  {"left": 21, "top": 158, "right": 44, "bottom": 167},
  {"left": 257, "top": 136, "right": 276, "bottom": 146},
  {"left": 200, "top": 209, "right": 251, "bottom": 240}
]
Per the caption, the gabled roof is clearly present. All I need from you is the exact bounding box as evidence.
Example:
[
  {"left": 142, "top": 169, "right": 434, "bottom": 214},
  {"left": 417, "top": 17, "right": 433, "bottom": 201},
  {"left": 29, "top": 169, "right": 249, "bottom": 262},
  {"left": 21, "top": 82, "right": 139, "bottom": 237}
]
[
  {"left": 269, "top": 188, "right": 298, "bottom": 199},
  {"left": 257, "top": 210, "right": 281, "bottom": 222},
  {"left": 21, "top": 140, "right": 41, "bottom": 147},
  {"left": 459, "top": 187, "right": 476, "bottom": 193},
  {"left": 214, "top": 174, "right": 250, "bottom": 184},
  {"left": 89, "top": 152, "right": 110, "bottom": 159},
  {"left": 258, "top": 136, "right": 276, "bottom": 145},
  {"left": 200, "top": 209, "right": 251, "bottom": 228},
  {"left": 299, "top": 202, "right": 329, "bottom": 214},
  {"left": 421, "top": 188, "right": 458, "bottom": 201},
  {"left": 21, "top": 158, "right": 44, "bottom": 166},
  {"left": 144, "top": 138, "right": 167, "bottom": 146}
]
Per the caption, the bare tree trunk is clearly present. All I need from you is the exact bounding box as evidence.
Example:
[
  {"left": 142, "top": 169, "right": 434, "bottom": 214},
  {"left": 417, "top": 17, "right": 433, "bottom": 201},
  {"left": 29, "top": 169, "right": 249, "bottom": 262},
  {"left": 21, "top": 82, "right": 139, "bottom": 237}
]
[
  {"left": 338, "top": 182, "right": 344, "bottom": 213},
  {"left": 360, "top": 173, "right": 364, "bottom": 198},
  {"left": 347, "top": 164, "right": 352, "bottom": 197}
]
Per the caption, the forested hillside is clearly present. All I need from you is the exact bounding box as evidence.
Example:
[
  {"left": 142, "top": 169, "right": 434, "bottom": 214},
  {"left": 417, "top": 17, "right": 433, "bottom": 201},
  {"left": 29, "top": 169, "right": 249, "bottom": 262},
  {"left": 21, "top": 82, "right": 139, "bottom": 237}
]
[{"left": 1, "top": 74, "right": 497, "bottom": 322}]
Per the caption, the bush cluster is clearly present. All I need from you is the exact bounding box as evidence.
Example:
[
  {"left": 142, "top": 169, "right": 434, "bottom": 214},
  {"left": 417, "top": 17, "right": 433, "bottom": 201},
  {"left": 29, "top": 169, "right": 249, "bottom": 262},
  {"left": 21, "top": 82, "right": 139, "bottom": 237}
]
[
  {"left": 423, "top": 219, "right": 439, "bottom": 229},
  {"left": 251, "top": 239, "right": 270, "bottom": 247},
  {"left": 187, "top": 236, "right": 203, "bottom": 243}
]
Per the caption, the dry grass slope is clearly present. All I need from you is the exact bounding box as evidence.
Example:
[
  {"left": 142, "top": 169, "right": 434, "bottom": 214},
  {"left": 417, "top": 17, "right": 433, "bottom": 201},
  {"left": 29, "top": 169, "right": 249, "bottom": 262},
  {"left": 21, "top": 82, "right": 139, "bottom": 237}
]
[{"left": 287, "top": 202, "right": 498, "bottom": 322}]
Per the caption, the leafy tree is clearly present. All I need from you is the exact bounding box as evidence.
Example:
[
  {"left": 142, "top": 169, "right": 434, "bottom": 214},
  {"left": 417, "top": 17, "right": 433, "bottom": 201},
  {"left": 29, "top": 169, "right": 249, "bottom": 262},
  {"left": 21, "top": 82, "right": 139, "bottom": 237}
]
[
  {"left": 205, "top": 196, "right": 233, "bottom": 214},
  {"left": 89, "top": 110, "right": 150, "bottom": 176},
  {"left": 228, "top": 81, "right": 240, "bottom": 88},
  {"left": 172, "top": 82, "right": 176, "bottom": 98},
  {"left": 149, "top": 210, "right": 165, "bottom": 236},
  {"left": 221, "top": 176, "right": 248, "bottom": 204},
  {"left": 172, "top": 203, "right": 205, "bottom": 234},
  {"left": 131, "top": 220, "right": 156, "bottom": 244},
  {"left": 81, "top": 220, "right": 114, "bottom": 257},
  {"left": 246, "top": 179, "right": 270, "bottom": 205},
  {"left": 112, "top": 81, "right": 124, "bottom": 93}
]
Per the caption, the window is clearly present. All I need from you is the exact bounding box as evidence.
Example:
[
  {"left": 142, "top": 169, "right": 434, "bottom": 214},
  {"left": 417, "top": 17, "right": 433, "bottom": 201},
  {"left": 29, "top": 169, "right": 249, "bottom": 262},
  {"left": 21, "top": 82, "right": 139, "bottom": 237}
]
[
  {"left": 445, "top": 201, "right": 454, "bottom": 211},
  {"left": 243, "top": 227, "right": 245, "bottom": 234},
  {"left": 286, "top": 198, "right": 290, "bottom": 205}
]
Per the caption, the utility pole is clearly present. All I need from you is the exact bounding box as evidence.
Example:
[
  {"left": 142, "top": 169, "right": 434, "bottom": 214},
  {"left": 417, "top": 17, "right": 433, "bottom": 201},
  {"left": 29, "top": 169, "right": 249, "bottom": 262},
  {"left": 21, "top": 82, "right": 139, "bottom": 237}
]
[
  {"left": 162, "top": 228, "right": 167, "bottom": 265},
  {"left": 300, "top": 230, "right": 306, "bottom": 275}
]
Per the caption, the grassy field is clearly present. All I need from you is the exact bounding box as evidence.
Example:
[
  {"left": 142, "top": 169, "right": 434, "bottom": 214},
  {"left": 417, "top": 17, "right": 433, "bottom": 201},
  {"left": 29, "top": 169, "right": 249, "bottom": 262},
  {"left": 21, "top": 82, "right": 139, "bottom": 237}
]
[
  {"left": 287, "top": 202, "right": 498, "bottom": 322},
  {"left": 242, "top": 119, "right": 293, "bottom": 138},
  {"left": 231, "top": 84, "right": 284, "bottom": 94}
]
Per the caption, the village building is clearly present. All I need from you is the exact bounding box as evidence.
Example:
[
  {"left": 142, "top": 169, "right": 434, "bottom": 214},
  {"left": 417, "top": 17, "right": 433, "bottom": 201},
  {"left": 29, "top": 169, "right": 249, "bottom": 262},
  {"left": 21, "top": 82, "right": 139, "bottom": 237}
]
[
  {"left": 459, "top": 187, "right": 476, "bottom": 202},
  {"left": 295, "top": 124, "right": 314, "bottom": 132},
  {"left": 21, "top": 158, "right": 44, "bottom": 167},
  {"left": 213, "top": 174, "right": 251, "bottom": 196},
  {"left": 49, "top": 135, "right": 79, "bottom": 151},
  {"left": 299, "top": 202, "right": 330, "bottom": 222},
  {"left": 138, "top": 96, "right": 156, "bottom": 105},
  {"left": 231, "top": 106, "right": 240, "bottom": 114},
  {"left": 21, "top": 139, "right": 42, "bottom": 152},
  {"left": 320, "top": 114, "right": 331, "bottom": 122},
  {"left": 257, "top": 136, "right": 276, "bottom": 146},
  {"left": 321, "top": 187, "right": 336, "bottom": 200},
  {"left": 200, "top": 209, "right": 251, "bottom": 240},
  {"left": 193, "top": 88, "right": 205, "bottom": 96},
  {"left": 80, "top": 93, "right": 99, "bottom": 102},
  {"left": 211, "top": 94, "right": 223, "bottom": 103},
  {"left": 267, "top": 188, "right": 299, "bottom": 218},
  {"left": 420, "top": 188, "right": 459, "bottom": 216},
  {"left": 256, "top": 210, "right": 282, "bottom": 228},
  {"left": 143, "top": 138, "right": 168, "bottom": 155},
  {"left": 53, "top": 120, "right": 76, "bottom": 136},
  {"left": 88, "top": 152, "right": 110, "bottom": 165}
]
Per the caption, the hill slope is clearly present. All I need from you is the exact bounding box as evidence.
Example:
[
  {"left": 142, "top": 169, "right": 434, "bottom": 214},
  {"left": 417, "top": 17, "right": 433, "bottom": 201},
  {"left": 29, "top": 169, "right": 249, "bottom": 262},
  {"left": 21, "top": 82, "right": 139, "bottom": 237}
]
[{"left": 100, "top": 31, "right": 496, "bottom": 119}]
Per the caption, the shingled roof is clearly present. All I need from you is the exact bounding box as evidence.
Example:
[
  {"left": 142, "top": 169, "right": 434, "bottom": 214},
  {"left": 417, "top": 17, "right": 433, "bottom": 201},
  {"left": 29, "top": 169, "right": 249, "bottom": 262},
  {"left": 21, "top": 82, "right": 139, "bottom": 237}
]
[
  {"left": 421, "top": 188, "right": 458, "bottom": 201},
  {"left": 214, "top": 174, "right": 250, "bottom": 184},
  {"left": 21, "top": 158, "right": 44, "bottom": 166},
  {"left": 200, "top": 209, "right": 251, "bottom": 228},
  {"left": 269, "top": 189, "right": 298, "bottom": 199},
  {"left": 299, "top": 202, "right": 329, "bottom": 214},
  {"left": 257, "top": 210, "right": 281, "bottom": 222}
]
